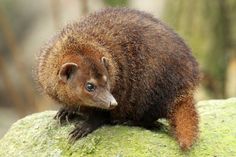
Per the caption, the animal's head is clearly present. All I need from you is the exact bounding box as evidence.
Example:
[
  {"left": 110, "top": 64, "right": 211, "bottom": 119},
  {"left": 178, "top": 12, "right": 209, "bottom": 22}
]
[{"left": 58, "top": 55, "right": 118, "bottom": 110}]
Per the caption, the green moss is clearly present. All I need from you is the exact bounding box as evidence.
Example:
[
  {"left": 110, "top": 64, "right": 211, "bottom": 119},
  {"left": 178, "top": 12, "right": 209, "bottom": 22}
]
[{"left": 0, "top": 98, "right": 236, "bottom": 157}]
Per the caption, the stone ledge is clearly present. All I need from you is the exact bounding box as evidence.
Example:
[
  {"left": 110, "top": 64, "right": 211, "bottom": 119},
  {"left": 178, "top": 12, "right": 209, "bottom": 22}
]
[{"left": 0, "top": 98, "right": 236, "bottom": 157}]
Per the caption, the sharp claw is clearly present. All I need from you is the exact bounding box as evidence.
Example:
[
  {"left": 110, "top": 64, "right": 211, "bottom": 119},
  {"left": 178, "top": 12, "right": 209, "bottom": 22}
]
[
  {"left": 68, "top": 123, "right": 93, "bottom": 144},
  {"left": 53, "top": 115, "right": 57, "bottom": 120},
  {"left": 54, "top": 111, "right": 60, "bottom": 120},
  {"left": 81, "top": 129, "right": 90, "bottom": 138},
  {"left": 69, "top": 129, "right": 81, "bottom": 143},
  {"left": 59, "top": 111, "right": 66, "bottom": 125},
  {"left": 66, "top": 115, "right": 69, "bottom": 124},
  {"left": 59, "top": 118, "right": 62, "bottom": 126},
  {"left": 69, "top": 129, "right": 76, "bottom": 136},
  {"left": 74, "top": 131, "right": 82, "bottom": 140},
  {"left": 69, "top": 135, "right": 76, "bottom": 144},
  {"left": 54, "top": 107, "right": 83, "bottom": 126}
]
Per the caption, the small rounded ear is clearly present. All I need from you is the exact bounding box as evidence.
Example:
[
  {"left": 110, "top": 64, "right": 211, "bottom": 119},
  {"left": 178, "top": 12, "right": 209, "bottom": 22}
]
[
  {"left": 59, "top": 63, "right": 78, "bottom": 83},
  {"left": 101, "top": 57, "right": 109, "bottom": 69}
]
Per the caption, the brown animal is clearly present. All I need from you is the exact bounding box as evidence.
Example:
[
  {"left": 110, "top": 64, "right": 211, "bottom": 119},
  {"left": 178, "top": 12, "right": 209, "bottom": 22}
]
[{"left": 35, "top": 8, "right": 200, "bottom": 150}]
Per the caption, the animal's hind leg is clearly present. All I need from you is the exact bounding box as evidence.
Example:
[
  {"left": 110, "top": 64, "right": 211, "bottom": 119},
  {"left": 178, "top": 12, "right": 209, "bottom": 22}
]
[{"left": 168, "top": 95, "right": 199, "bottom": 150}]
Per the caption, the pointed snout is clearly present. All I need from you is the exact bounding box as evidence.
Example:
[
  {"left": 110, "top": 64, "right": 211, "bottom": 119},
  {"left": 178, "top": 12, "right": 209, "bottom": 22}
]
[
  {"left": 98, "top": 89, "right": 118, "bottom": 110},
  {"left": 109, "top": 96, "right": 118, "bottom": 109}
]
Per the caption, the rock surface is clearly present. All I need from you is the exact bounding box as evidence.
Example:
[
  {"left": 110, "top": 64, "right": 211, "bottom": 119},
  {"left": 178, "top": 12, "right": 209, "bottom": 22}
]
[{"left": 0, "top": 98, "right": 236, "bottom": 157}]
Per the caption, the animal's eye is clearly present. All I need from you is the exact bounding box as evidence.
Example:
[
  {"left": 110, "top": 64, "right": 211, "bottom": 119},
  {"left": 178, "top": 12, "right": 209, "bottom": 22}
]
[{"left": 85, "top": 82, "right": 96, "bottom": 92}]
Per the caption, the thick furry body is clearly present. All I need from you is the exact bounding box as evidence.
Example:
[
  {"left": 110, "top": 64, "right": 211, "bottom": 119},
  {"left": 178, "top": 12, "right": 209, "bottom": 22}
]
[{"left": 36, "top": 8, "right": 200, "bottom": 150}]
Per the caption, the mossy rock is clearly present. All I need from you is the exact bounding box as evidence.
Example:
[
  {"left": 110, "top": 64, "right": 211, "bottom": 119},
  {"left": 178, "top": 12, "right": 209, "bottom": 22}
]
[{"left": 0, "top": 98, "right": 236, "bottom": 157}]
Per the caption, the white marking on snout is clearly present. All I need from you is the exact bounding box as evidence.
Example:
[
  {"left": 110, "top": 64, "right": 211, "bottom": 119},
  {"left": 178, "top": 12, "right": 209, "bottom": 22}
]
[
  {"left": 110, "top": 97, "right": 118, "bottom": 107},
  {"left": 103, "top": 75, "right": 107, "bottom": 82}
]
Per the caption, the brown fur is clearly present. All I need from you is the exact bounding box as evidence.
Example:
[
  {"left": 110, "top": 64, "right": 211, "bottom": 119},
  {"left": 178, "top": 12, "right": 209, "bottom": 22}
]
[
  {"left": 169, "top": 94, "right": 199, "bottom": 150},
  {"left": 35, "top": 8, "right": 200, "bottom": 150}
]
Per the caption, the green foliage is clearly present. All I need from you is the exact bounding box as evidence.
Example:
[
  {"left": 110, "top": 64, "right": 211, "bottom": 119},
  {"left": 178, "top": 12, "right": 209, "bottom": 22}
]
[
  {"left": 226, "top": 0, "right": 236, "bottom": 52},
  {"left": 163, "top": 0, "right": 234, "bottom": 98},
  {"left": 103, "top": 0, "right": 128, "bottom": 7}
]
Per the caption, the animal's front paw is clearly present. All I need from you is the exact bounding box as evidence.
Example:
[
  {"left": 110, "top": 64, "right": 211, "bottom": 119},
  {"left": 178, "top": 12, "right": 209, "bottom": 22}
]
[
  {"left": 69, "top": 122, "right": 95, "bottom": 143},
  {"left": 54, "top": 107, "right": 82, "bottom": 125}
]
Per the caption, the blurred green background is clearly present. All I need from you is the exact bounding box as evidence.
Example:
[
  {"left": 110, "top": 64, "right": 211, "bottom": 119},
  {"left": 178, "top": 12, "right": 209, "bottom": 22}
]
[{"left": 0, "top": 0, "right": 235, "bottom": 137}]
